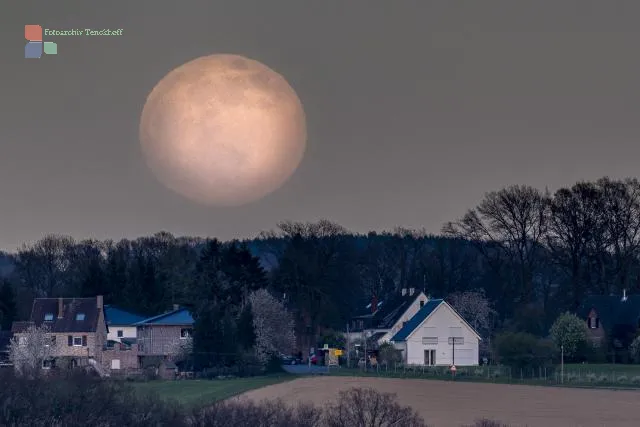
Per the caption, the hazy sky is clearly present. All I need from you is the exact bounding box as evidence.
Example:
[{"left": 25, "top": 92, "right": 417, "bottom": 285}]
[{"left": 1, "top": 1, "right": 639, "bottom": 251}]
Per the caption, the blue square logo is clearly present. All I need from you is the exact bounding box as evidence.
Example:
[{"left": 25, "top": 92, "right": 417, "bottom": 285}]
[{"left": 25, "top": 41, "right": 42, "bottom": 58}]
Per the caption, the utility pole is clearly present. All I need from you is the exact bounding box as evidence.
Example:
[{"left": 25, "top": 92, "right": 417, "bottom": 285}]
[
  {"left": 561, "top": 344, "right": 564, "bottom": 384},
  {"left": 363, "top": 329, "right": 367, "bottom": 372},
  {"left": 346, "top": 322, "right": 350, "bottom": 368}
]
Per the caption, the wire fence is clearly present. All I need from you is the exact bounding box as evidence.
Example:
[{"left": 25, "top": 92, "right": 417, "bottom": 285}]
[{"left": 329, "top": 363, "right": 640, "bottom": 388}]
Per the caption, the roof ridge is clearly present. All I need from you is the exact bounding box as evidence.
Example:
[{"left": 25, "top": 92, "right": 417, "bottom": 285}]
[{"left": 134, "top": 308, "right": 186, "bottom": 325}]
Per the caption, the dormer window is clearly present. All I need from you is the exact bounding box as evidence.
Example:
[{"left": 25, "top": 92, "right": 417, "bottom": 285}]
[
  {"left": 44, "top": 313, "right": 54, "bottom": 321},
  {"left": 420, "top": 300, "right": 425, "bottom": 307},
  {"left": 76, "top": 313, "right": 85, "bottom": 321}
]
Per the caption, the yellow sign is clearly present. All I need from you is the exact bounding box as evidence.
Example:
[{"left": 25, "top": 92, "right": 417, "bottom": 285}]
[{"left": 334, "top": 349, "right": 343, "bottom": 356}]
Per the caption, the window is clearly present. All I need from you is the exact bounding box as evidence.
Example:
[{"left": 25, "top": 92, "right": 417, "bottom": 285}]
[
  {"left": 75, "top": 313, "right": 85, "bottom": 321},
  {"left": 44, "top": 313, "right": 54, "bottom": 321},
  {"left": 117, "top": 330, "right": 123, "bottom": 338},
  {"left": 42, "top": 359, "right": 55, "bottom": 369},
  {"left": 448, "top": 337, "right": 464, "bottom": 345},
  {"left": 70, "top": 336, "right": 87, "bottom": 347},
  {"left": 587, "top": 317, "right": 599, "bottom": 329},
  {"left": 180, "top": 328, "right": 192, "bottom": 339},
  {"left": 422, "top": 337, "right": 438, "bottom": 345},
  {"left": 419, "top": 300, "right": 425, "bottom": 307},
  {"left": 111, "top": 359, "right": 121, "bottom": 370},
  {"left": 46, "top": 336, "right": 56, "bottom": 347}
]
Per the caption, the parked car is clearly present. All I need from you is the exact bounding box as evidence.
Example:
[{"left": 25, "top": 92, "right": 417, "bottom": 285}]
[{"left": 280, "top": 355, "right": 302, "bottom": 365}]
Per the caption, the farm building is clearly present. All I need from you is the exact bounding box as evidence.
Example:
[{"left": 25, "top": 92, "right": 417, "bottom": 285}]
[{"left": 390, "top": 299, "right": 481, "bottom": 366}]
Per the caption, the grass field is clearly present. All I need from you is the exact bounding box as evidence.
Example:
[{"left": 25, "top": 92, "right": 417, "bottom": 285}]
[{"left": 132, "top": 374, "right": 293, "bottom": 407}]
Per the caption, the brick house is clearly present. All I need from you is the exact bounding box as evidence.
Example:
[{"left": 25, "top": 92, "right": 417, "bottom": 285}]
[
  {"left": 134, "top": 305, "right": 193, "bottom": 368},
  {"left": 579, "top": 291, "right": 640, "bottom": 351},
  {"left": 11, "top": 296, "right": 107, "bottom": 371}
]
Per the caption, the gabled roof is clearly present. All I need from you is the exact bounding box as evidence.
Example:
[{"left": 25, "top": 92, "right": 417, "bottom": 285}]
[
  {"left": 391, "top": 299, "right": 443, "bottom": 341},
  {"left": 390, "top": 299, "right": 482, "bottom": 342},
  {"left": 352, "top": 291, "right": 426, "bottom": 330},
  {"left": 134, "top": 308, "right": 194, "bottom": 326},
  {"left": 578, "top": 295, "right": 640, "bottom": 330},
  {"left": 13, "top": 297, "right": 103, "bottom": 333},
  {"left": 104, "top": 305, "right": 146, "bottom": 326}
]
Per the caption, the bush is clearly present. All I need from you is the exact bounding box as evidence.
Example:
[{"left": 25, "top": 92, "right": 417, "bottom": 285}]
[
  {"left": 0, "top": 369, "right": 185, "bottom": 426},
  {"left": 493, "top": 332, "right": 557, "bottom": 372},
  {"left": 378, "top": 343, "right": 402, "bottom": 367},
  {"left": 549, "top": 312, "right": 588, "bottom": 361},
  {"left": 324, "top": 387, "right": 429, "bottom": 427},
  {"left": 191, "top": 399, "right": 322, "bottom": 427}
]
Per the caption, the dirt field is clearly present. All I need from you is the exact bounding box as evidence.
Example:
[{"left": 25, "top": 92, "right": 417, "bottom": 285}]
[{"left": 238, "top": 376, "right": 640, "bottom": 426}]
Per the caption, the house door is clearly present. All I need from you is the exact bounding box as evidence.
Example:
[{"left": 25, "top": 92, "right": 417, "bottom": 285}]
[{"left": 424, "top": 350, "right": 436, "bottom": 366}]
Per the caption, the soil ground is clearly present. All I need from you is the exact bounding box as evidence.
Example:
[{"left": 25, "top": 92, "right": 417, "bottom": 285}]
[{"left": 238, "top": 376, "right": 640, "bottom": 427}]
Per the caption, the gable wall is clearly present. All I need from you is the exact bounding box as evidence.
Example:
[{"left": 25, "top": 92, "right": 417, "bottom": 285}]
[{"left": 403, "top": 304, "right": 479, "bottom": 366}]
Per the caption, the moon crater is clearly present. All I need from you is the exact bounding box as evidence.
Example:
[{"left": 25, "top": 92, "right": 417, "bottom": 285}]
[{"left": 139, "top": 54, "right": 307, "bottom": 206}]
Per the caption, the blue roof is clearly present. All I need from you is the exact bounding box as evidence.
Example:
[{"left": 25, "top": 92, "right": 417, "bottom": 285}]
[
  {"left": 391, "top": 299, "right": 444, "bottom": 342},
  {"left": 104, "top": 305, "right": 146, "bottom": 326},
  {"left": 134, "top": 308, "right": 194, "bottom": 326}
]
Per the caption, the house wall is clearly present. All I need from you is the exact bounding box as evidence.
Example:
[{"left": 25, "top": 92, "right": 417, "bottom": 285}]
[
  {"left": 107, "top": 326, "right": 137, "bottom": 342},
  {"left": 402, "top": 304, "right": 479, "bottom": 366},
  {"left": 138, "top": 325, "right": 189, "bottom": 356},
  {"left": 378, "top": 292, "right": 428, "bottom": 344},
  {"left": 102, "top": 343, "right": 140, "bottom": 371}
]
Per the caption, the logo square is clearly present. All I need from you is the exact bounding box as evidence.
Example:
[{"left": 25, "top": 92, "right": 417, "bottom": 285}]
[
  {"left": 25, "top": 41, "right": 43, "bottom": 58},
  {"left": 43, "top": 42, "right": 57, "bottom": 55},
  {"left": 25, "top": 25, "right": 42, "bottom": 41}
]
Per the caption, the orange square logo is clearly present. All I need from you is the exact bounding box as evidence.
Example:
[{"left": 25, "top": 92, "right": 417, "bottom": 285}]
[{"left": 25, "top": 24, "right": 43, "bottom": 41}]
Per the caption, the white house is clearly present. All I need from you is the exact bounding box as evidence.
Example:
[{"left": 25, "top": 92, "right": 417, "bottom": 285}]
[
  {"left": 348, "top": 288, "right": 428, "bottom": 347},
  {"left": 390, "top": 299, "right": 481, "bottom": 366},
  {"left": 104, "top": 305, "right": 146, "bottom": 343}
]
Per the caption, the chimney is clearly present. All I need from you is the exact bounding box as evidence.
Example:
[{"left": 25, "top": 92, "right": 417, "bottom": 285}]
[
  {"left": 409, "top": 288, "right": 415, "bottom": 296},
  {"left": 371, "top": 295, "right": 378, "bottom": 314},
  {"left": 173, "top": 304, "right": 180, "bottom": 311},
  {"left": 401, "top": 288, "right": 407, "bottom": 297},
  {"left": 96, "top": 295, "right": 103, "bottom": 310},
  {"left": 58, "top": 297, "right": 64, "bottom": 319}
]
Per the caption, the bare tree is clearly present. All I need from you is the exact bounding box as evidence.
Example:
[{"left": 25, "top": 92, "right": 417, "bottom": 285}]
[
  {"left": 446, "top": 289, "right": 496, "bottom": 335},
  {"left": 443, "top": 185, "right": 550, "bottom": 305},
  {"left": 8, "top": 324, "right": 53, "bottom": 378},
  {"left": 249, "top": 289, "right": 296, "bottom": 365},
  {"left": 547, "top": 182, "right": 606, "bottom": 307},
  {"left": 598, "top": 177, "right": 640, "bottom": 292},
  {"left": 324, "top": 387, "right": 428, "bottom": 427},
  {"left": 15, "top": 234, "right": 75, "bottom": 297}
]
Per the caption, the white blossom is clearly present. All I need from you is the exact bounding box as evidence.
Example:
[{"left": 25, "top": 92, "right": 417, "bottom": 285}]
[
  {"left": 9, "top": 324, "right": 53, "bottom": 377},
  {"left": 249, "top": 289, "right": 296, "bottom": 365}
]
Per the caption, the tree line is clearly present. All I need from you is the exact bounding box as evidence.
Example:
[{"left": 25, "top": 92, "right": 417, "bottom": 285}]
[{"left": 1, "top": 176, "right": 639, "bottom": 351}]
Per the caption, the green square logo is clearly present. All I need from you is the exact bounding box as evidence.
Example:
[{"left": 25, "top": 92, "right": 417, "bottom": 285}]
[{"left": 43, "top": 41, "right": 57, "bottom": 55}]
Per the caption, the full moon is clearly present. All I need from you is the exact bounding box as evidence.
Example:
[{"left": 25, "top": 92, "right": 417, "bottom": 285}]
[{"left": 139, "top": 54, "right": 307, "bottom": 206}]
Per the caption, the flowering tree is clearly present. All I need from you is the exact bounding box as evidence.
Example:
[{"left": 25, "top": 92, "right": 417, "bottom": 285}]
[
  {"left": 446, "top": 289, "right": 496, "bottom": 335},
  {"left": 9, "top": 324, "right": 53, "bottom": 377},
  {"left": 248, "top": 289, "right": 295, "bottom": 365},
  {"left": 550, "top": 312, "right": 588, "bottom": 360}
]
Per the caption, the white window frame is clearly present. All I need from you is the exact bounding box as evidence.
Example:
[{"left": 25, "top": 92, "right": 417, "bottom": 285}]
[{"left": 72, "top": 336, "right": 83, "bottom": 346}]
